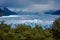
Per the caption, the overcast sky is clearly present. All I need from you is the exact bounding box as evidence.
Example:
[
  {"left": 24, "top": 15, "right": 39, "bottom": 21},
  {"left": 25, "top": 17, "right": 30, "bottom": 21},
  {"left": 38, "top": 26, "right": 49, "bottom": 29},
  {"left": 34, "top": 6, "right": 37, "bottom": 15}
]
[{"left": 0, "top": 0, "right": 60, "bottom": 12}]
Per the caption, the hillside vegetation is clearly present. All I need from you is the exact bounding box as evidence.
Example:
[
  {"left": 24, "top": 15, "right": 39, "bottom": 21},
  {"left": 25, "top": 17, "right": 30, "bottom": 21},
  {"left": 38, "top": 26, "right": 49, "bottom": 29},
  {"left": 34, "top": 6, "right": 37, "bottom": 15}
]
[{"left": 0, "top": 18, "right": 60, "bottom": 40}]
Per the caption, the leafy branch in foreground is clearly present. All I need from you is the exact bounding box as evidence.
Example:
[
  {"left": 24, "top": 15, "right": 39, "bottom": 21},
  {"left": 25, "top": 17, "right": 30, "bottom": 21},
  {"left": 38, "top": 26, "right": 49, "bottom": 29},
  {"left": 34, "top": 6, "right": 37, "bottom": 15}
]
[{"left": 0, "top": 18, "right": 60, "bottom": 40}]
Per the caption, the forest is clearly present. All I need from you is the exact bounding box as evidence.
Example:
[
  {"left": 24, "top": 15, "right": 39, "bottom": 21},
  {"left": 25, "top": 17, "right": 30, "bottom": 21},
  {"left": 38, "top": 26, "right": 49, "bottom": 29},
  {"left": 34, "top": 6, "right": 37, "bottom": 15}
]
[{"left": 0, "top": 18, "right": 60, "bottom": 40}]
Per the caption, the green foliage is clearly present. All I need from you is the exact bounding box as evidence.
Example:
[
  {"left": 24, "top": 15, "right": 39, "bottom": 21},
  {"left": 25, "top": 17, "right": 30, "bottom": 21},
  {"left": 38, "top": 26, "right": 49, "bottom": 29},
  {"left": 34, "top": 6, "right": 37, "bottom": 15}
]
[
  {"left": 52, "top": 18, "right": 60, "bottom": 40},
  {"left": 0, "top": 20, "right": 58, "bottom": 40},
  {"left": 44, "top": 29, "right": 54, "bottom": 40}
]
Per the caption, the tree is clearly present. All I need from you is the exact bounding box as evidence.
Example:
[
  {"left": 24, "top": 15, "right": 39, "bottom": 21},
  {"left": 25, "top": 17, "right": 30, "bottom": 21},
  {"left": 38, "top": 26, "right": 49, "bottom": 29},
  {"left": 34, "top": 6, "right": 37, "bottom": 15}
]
[
  {"left": 32, "top": 25, "right": 45, "bottom": 40},
  {"left": 44, "top": 28, "right": 54, "bottom": 40},
  {"left": 0, "top": 21, "right": 11, "bottom": 33},
  {"left": 0, "top": 21, "right": 55, "bottom": 40},
  {"left": 15, "top": 24, "right": 32, "bottom": 40},
  {"left": 52, "top": 18, "right": 60, "bottom": 40}
]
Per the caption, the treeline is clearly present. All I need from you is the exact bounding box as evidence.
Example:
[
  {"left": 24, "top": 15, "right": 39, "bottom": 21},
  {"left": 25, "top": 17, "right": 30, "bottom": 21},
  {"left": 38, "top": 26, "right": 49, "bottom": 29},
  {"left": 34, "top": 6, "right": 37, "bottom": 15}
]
[{"left": 0, "top": 18, "right": 60, "bottom": 40}]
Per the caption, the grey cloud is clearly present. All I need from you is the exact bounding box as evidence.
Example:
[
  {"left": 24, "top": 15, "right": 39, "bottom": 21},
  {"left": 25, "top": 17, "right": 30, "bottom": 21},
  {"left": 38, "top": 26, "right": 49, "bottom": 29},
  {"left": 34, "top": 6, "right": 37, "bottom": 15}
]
[
  {"left": 0, "top": 0, "right": 60, "bottom": 9},
  {"left": 0, "top": 0, "right": 32, "bottom": 8},
  {"left": 31, "top": 0, "right": 60, "bottom": 4}
]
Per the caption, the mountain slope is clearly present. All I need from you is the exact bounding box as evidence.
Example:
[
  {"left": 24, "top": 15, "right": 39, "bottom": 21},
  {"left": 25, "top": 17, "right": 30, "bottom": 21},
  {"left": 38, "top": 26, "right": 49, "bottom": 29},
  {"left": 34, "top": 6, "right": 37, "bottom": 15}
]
[
  {"left": 0, "top": 7, "right": 17, "bottom": 16},
  {"left": 45, "top": 10, "right": 60, "bottom": 15},
  {"left": 0, "top": 8, "right": 5, "bottom": 16},
  {"left": 52, "top": 10, "right": 60, "bottom": 15}
]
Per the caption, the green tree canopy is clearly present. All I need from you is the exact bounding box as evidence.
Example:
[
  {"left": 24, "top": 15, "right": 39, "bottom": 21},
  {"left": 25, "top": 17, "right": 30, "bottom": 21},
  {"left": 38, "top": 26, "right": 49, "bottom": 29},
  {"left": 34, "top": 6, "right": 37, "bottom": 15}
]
[{"left": 52, "top": 18, "right": 60, "bottom": 40}]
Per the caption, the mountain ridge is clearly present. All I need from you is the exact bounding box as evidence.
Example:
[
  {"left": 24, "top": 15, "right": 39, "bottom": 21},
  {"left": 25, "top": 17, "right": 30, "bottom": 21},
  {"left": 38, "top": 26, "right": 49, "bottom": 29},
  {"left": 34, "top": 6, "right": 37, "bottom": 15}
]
[
  {"left": 45, "top": 10, "right": 60, "bottom": 15},
  {"left": 0, "top": 7, "right": 17, "bottom": 16}
]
